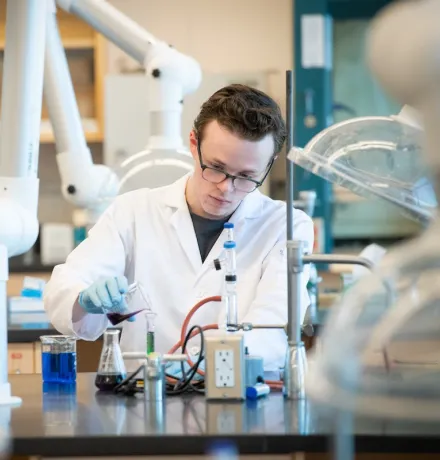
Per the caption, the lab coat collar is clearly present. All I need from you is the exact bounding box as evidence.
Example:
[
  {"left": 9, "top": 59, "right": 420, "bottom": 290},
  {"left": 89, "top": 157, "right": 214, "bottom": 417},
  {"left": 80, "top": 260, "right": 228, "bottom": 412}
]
[{"left": 161, "top": 173, "right": 265, "bottom": 278}]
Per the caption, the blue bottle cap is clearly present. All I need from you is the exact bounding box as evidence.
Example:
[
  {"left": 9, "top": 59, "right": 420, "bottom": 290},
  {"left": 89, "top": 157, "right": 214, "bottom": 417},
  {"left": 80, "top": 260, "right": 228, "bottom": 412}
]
[
  {"left": 246, "top": 383, "right": 270, "bottom": 400},
  {"left": 224, "top": 222, "right": 234, "bottom": 229},
  {"left": 224, "top": 241, "right": 236, "bottom": 249},
  {"left": 246, "top": 386, "right": 259, "bottom": 400}
]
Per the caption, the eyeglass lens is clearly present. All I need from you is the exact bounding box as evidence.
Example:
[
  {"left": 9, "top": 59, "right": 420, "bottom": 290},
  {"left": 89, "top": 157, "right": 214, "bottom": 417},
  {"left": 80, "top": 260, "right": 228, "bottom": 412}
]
[{"left": 202, "top": 168, "right": 257, "bottom": 192}]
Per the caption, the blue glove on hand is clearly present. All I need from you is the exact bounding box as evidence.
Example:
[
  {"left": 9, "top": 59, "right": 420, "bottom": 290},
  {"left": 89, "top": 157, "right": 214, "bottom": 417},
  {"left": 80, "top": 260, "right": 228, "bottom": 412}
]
[{"left": 78, "top": 276, "right": 131, "bottom": 316}]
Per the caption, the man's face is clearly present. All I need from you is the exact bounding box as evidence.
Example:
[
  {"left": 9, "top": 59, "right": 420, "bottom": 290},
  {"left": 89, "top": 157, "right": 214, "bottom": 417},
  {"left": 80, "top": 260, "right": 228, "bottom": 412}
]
[{"left": 188, "top": 120, "right": 275, "bottom": 219}]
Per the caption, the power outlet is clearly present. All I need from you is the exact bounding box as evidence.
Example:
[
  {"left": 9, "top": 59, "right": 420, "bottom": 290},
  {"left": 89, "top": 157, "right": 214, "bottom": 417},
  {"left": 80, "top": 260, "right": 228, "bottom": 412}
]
[
  {"left": 215, "top": 349, "right": 235, "bottom": 388},
  {"left": 205, "top": 334, "right": 245, "bottom": 400}
]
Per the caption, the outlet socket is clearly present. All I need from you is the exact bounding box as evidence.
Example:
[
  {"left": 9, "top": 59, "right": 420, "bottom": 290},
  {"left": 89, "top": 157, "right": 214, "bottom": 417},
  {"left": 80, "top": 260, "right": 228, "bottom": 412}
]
[{"left": 205, "top": 334, "right": 245, "bottom": 400}]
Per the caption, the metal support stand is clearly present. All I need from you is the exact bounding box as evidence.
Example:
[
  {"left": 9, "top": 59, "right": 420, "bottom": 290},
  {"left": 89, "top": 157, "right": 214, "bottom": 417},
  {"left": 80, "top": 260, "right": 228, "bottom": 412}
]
[
  {"left": 122, "top": 352, "right": 185, "bottom": 402},
  {"left": 283, "top": 70, "right": 381, "bottom": 403},
  {"left": 284, "top": 70, "right": 309, "bottom": 400},
  {"left": 284, "top": 241, "right": 308, "bottom": 399},
  {"left": 143, "top": 354, "right": 166, "bottom": 402}
]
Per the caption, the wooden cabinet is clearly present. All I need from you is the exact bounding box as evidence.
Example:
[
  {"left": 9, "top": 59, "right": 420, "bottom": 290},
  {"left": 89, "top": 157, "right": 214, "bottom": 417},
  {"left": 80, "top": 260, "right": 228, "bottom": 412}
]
[
  {"left": 8, "top": 340, "right": 102, "bottom": 375},
  {"left": 8, "top": 343, "right": 35, "bottom": 374},
  {"left": 0, "top": 1, "right": 106, "bottom": 143},
  {"left": 34, "top": 342, "right": 42, "bottom": 374}
]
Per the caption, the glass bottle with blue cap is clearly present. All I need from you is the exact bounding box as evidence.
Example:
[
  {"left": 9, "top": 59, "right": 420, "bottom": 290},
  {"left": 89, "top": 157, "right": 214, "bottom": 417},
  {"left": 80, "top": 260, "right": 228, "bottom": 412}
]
[
  {"left": 224, "top": 222, "right": 234, "bottom": 241},
  {"left": 223, "top": 240, "right": 238, "bottom": 331}
]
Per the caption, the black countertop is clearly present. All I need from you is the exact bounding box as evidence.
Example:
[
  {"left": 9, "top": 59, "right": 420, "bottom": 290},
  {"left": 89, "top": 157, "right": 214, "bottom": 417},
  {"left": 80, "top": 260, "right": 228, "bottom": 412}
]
[{"left": 7, "top": 373, "right": 440, "bottom": 457}]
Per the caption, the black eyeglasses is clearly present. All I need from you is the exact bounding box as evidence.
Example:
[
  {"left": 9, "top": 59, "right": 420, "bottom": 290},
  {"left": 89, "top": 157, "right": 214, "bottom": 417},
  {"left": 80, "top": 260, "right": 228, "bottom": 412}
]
[{"left": 196, "top": 139, "right": 275, "bottom": 193}]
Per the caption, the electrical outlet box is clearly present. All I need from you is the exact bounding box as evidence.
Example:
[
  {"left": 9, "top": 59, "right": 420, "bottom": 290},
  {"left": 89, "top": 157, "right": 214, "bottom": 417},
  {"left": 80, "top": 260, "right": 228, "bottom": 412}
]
[{"left": 205, "top": 334, "right": 245, "bottom": 400}]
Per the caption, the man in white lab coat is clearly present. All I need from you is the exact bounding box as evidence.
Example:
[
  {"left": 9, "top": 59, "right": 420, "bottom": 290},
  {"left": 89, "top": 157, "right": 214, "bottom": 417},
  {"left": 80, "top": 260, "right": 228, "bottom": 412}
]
[{"left": 44, "top": 84, "right": 314, "bottom": 371}]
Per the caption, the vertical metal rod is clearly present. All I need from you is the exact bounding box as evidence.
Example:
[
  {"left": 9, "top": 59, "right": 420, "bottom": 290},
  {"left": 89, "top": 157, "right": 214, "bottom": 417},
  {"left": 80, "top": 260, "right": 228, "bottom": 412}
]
[
  {"left": 286, "top": 70, "right": 295, "bottom": 344},
  {"left": 286, "top": 70, "right": 295, "bottom": 240},
  {"left": 287, "top": 241, "right": 304, "bottom": 343}
]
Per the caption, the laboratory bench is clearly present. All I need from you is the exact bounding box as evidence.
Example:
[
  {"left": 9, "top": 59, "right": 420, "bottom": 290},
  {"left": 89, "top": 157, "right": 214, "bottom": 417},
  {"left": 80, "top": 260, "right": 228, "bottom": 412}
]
[{"left": 6, "top": 373, "right": 440, "bottom": 459}]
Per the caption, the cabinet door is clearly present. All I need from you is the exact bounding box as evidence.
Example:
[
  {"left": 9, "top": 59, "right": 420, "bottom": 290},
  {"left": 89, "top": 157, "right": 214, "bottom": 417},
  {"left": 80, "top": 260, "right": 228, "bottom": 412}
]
[
  {"left": 8, "top": 344, "right": 35, "bottom": 374},
  {"left": 34, "top": 342, "right": 42, "bottom": 374}
]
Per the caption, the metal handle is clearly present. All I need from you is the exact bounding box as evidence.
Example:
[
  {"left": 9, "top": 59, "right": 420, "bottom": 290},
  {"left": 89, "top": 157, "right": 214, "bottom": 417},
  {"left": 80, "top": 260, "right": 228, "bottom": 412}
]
[
  {"left": 122, "top": 352, "right": 186, "bottom": 362},
  {"left": 303, "top": 254, "right": 374, "bottom": 270}
]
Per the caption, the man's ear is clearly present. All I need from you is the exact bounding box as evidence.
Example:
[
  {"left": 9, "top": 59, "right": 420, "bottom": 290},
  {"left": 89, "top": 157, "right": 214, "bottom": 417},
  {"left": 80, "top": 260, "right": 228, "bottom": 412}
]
[{"left": 189, "top": 130, "right": 198, "bottom": 160}]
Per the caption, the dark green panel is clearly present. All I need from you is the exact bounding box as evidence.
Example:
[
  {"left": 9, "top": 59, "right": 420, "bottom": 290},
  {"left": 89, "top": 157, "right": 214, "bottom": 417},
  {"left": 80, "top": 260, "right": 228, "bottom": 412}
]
[
  {"left": 329, "top": 0, "right": 391, "bottom": 18},
  {"left": 294, "top": 0, "right": 333, "bottom": 254}
]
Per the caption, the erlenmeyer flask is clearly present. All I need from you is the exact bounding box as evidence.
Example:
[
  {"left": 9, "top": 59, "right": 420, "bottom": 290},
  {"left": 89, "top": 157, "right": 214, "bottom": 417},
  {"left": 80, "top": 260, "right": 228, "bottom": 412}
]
[{"left": 95, "top": 330, "right": 127, "bottom": 391}]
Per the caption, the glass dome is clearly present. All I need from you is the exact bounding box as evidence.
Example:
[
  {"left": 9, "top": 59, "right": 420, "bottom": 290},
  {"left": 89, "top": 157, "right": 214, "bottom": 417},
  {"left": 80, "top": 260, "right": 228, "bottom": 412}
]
[
  {"left": 288, "top": 116, "right": 437, "bottom": 223},
  {"left": 307, "top": 221, "right": 440, "bottom": 421},
  {"left": 115, "top": 147, "right": 194, "bottom": 195}
]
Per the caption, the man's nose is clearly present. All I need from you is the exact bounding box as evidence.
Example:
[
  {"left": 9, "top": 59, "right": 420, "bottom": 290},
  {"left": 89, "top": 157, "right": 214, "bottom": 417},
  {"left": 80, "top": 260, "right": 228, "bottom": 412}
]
[{"left": 217, "top": 177, "right": 234, "bottom": 194}]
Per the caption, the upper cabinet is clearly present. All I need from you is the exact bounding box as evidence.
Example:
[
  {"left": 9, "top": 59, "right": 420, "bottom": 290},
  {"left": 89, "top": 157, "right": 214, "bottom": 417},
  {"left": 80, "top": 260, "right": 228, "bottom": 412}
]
[{"left": 0, "top": 1, "right": 106, "bottom": 143}]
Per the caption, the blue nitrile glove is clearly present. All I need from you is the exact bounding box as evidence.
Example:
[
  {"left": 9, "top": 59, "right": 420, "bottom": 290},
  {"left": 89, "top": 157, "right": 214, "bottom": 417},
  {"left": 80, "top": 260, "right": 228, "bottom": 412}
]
[
  {"left": 78, "top": 276, "right": 134, "bottom": 321},
  {"left": 166, "top": 360, "right": 205, "bottom": 381}
]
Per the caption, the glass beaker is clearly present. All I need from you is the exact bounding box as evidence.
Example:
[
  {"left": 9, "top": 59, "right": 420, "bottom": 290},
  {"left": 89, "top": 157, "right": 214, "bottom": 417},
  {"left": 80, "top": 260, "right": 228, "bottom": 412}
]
[
  {"left": 106, "top": 282, "right": 151, "bottom": 325},
  {"left": 95, "top": 329, "right": 127, "bottom": 391},
  {"left": 40, "top": 336, "right": 77, "bottom": 384}
]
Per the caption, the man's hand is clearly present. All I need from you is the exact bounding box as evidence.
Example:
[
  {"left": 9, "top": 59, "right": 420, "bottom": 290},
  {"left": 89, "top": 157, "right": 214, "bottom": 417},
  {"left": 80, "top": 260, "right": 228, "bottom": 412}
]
[{"left": 78, "top": 276, "right": 130, "bottom": 315}]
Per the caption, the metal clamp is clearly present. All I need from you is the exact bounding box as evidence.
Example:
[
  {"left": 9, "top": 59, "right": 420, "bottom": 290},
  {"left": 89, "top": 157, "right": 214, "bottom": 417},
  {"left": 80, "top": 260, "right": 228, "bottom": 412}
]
[{"left": 122, "top": 352, "right": 186, "bottom": 401}]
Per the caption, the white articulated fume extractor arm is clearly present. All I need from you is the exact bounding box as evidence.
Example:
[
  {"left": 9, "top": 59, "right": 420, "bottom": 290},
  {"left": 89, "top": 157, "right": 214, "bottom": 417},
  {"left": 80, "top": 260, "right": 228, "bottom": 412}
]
[
  {"left": 56, "top": 0, "right": 202, "bottom": 152},
  {"left": 48, "top": 0, "right": 202, "bottom": 214},
  {"left": 0, "top": 0, "right": 49, "bottom": 406},
  {"left": 44, "top": 0, "right": 119, "bottom": 215},
  {"left": 0, "top": 0, "right": 201, "bottom": 407}
]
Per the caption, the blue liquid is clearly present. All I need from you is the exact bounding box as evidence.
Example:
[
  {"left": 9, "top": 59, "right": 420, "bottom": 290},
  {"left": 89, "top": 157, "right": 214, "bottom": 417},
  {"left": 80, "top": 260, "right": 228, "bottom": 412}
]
[{"left": 42, "top": 352, "right": 77, "bottom": 384}]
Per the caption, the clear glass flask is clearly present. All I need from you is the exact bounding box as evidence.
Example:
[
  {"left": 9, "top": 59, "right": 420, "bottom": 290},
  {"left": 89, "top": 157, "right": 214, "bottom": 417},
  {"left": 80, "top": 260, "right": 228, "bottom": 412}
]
[
  {"left": 95, "top": 330, "right": 127, "bottom": 391},
  {"left": 106, "top": 281, "right": 151, "bottom": 325}
]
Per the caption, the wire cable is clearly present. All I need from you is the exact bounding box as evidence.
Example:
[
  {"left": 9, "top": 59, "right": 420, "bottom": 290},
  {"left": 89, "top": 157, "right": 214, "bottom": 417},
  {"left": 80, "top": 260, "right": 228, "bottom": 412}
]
[{"left": 166, "top": 325, "right": 205, "bottom": 396}]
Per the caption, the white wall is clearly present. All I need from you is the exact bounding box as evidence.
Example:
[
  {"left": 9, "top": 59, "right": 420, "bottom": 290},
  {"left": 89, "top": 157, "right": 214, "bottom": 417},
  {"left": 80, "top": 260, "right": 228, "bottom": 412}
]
[{"left": 106, "top": 0, "right": 293, "bottom": 109}]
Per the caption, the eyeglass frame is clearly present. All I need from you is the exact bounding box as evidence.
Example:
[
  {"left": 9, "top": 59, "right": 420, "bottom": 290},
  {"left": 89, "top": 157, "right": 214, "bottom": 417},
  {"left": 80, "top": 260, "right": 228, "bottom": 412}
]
[{"left": 196, "top": 135, "right": 276, "bottom": 193}]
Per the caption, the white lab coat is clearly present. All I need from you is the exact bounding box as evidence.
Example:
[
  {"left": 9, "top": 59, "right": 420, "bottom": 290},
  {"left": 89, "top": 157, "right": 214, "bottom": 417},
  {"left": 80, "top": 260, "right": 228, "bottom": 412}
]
[{"left": 44, "top": 174, "right": 314, "bottom": 371}]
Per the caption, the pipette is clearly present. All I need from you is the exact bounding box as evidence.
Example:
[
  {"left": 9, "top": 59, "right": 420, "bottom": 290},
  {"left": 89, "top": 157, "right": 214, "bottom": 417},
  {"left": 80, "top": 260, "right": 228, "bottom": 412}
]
[{"left": 145, "top": 311, "right": 156, "bottom": 354}]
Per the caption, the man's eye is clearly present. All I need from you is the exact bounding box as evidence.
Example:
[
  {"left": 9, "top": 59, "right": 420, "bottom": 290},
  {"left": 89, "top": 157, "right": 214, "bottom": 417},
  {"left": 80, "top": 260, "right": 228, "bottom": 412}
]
[{"left": 211, "top": 164, "right": 224, "bottom": 170}]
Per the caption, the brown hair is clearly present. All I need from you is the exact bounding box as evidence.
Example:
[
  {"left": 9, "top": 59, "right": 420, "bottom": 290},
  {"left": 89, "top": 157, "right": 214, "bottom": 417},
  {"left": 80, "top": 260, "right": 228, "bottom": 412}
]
[{"left": 194, "top": 84, "right": 287, "bottom": 155}]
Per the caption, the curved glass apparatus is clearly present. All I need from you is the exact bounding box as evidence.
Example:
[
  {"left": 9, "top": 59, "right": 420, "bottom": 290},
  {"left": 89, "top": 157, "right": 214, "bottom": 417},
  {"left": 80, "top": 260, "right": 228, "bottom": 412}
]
[
  {"left": 90, "top": 147, "right": 194, "bottom": 217},
  {"left": 288, "top": 116, "right": 437, "bottom": 223},
  {"left": 307, "top": 220, "right": 440, "bottom": 421},
  {"left": 115, "top": 147, "right": 194, "bottom": 195}
]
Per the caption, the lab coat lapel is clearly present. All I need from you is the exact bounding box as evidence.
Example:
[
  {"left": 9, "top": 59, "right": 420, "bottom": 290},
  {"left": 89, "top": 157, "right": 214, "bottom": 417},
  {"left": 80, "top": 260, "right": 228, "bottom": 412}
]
[{"left": 161, "top": 175, "right": 202, "bottom": 274}]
